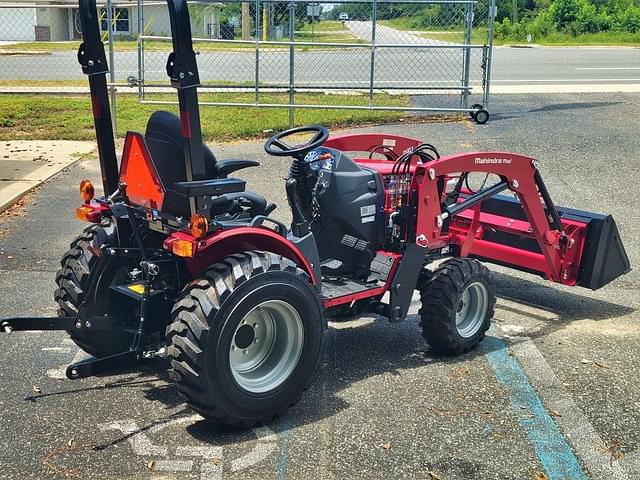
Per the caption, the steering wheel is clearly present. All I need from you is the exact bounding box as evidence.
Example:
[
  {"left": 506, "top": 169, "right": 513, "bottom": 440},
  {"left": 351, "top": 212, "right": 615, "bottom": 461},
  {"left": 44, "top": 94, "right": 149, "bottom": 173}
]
[{"left": 264, "top": 125, "right": 329, "bottom": 158}]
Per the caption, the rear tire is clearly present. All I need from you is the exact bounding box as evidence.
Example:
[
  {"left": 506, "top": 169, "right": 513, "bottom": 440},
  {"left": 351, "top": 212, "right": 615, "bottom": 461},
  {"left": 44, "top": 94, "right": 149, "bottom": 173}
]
[
  {"left": 54, "top": 221, "right": 136, "bottom": 357},
  {"left": 419, "top": 258, "right": 494, "bottom": 354},
  {"left": 166, "top": 251, "right": 325, "bottom": 427}
]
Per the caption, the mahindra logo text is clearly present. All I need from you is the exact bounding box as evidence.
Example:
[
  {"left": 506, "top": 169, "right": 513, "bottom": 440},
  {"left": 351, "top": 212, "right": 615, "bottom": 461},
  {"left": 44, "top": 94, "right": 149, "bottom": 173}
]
[{"left": 474, "top": 157, "right": 512, "bottom": 165}]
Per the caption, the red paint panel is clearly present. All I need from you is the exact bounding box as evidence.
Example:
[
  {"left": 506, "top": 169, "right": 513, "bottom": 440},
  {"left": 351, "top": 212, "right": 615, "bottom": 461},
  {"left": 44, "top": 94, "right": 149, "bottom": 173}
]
[
  {"left": 170, "top": 227, "right": 317, "bottom": 284},
  {"left": 91, "top": 94, "right": 101, "bottom": 119},
  {"left": 180, "top": 111, "right": 191, "bottom": 138},
  {"left": 324, "top": 133, "right": 422, "bottom": 159}
]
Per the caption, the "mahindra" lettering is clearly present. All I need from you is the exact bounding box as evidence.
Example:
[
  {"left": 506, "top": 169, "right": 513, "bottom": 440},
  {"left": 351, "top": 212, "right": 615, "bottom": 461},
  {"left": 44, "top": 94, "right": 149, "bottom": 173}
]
[{"left": 474, "top": 157, "right": 512, "bottom": 165}]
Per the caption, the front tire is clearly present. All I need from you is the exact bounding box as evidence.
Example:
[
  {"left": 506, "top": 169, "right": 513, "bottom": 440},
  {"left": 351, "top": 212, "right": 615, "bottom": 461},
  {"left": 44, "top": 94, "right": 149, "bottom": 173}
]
[
  {"left": 419, "top": 258, "right": 495, "bottom": 354},
  {"left": 166, "top": 251, "right": 325, "bottom": 427}
]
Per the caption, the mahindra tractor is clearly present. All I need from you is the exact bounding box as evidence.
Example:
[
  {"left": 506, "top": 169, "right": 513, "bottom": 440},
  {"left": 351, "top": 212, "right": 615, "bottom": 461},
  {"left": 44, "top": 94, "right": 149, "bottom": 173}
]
[{"left": 0, "top": 0, "right": 630, "bottom": 428}]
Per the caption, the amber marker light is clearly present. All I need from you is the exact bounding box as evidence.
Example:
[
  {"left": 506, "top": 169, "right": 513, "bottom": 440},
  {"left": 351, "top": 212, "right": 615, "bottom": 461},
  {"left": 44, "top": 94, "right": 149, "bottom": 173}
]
[
  {"left": 171, "top": 239, "right": 195, "bottom": 258},
  {"left": 190, "top": 213, "right": 209, "bottom": 239},
  {"left": 80, "top": 180, "right": 95, "bottom": 203}
]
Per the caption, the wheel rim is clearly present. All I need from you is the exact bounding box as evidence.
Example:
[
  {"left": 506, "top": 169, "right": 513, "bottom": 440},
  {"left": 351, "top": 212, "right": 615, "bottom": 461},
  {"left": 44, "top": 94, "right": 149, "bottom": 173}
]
[
  {"left": 229, "top": 300, "right": 304, "bottom": 393},
  {"left": 455, "top": 281, "right": 489, "bottom": 338}
]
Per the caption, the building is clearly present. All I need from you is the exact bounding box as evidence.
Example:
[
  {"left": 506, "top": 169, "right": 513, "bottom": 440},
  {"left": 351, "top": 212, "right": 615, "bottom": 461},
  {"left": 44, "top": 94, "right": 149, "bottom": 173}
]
[{"left": 0, "top": 0, "right": 224, "bottom": 42}]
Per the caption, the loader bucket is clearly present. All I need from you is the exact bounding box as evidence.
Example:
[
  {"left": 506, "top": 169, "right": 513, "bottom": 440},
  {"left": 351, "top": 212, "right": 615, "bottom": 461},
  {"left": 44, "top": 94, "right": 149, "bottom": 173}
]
[{"left": 461, "top": 194, "right": 630, "bottom": 290}]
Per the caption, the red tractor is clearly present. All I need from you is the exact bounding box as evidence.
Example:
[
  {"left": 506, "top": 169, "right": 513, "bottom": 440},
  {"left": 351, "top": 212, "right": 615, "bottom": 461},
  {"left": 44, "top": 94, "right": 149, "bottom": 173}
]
[{"left": 1, "top": 0, "right": 630, "bottom": 428}]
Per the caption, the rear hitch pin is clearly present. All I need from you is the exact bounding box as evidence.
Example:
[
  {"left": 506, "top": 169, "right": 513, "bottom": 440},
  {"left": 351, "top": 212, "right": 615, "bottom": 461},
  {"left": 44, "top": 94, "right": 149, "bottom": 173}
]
[{"left": 2, "top": 322, "right": 12, "bottom": 334}]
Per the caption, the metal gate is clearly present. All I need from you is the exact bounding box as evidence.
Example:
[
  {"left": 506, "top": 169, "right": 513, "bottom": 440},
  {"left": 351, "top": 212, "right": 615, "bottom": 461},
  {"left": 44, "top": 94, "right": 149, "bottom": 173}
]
[{"left": 120, "top": 0, "right": 496, "bottom": 123}]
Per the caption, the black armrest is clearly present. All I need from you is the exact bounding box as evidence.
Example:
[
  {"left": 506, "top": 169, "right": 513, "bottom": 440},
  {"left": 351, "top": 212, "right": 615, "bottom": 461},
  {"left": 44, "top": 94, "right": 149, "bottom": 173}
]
[
  {"left": 216, "top": 159, "right": 259, "bottom": 178},
  {"left": 174, "top": 177, "right": 246, "bottom": 197}
]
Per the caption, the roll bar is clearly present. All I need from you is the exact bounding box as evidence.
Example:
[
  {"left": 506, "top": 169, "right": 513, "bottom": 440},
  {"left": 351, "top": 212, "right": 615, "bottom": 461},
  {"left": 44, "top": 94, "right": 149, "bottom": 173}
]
[
  {"left": 78, "top": 0, "right": 211, "bottom": 218},
  {"left": 77, "top": 0, "right": 119, "bottom": 196},
  {"left": 165, "top": 0, "right": 211, "bottom": 189}
]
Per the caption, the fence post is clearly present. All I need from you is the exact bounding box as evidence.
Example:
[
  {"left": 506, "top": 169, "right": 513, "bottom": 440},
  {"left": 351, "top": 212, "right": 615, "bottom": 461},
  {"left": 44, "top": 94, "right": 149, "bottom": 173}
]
[
  {"left": 461, "top": 1, "right": 473, "bottom": 109},
  {"left": 255, "top": 0, "right": 261, "bottom": 104},
  {"left": 136, "top": 0, "right": 144, "bottom": 102},
  {"left": 288, "top": 1, "right": 295, "bottom": 127},
  {"left": 106, "top": 0, "right": 117, "bottom": 136},
  {"left": 483, "top": 0, "right": 496, "bottom": 108},
  {"left": 368, "top": 0, "right": 377, "bottom": 107}
]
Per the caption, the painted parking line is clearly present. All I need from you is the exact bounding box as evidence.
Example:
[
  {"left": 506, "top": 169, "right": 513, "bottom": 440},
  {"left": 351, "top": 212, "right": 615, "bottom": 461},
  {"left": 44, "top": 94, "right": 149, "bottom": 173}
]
[
  {"left": 483, "top": 335, "right": 632, "bottom": 480},
  {"left": 508, "top": 336, "right": 631, "bottom": 480},
  {"left": 99, "top": 415, "right": 278, "bottom": 479},
  {"left": 482, "top": 336, "right": 588, "bottom": 480}
]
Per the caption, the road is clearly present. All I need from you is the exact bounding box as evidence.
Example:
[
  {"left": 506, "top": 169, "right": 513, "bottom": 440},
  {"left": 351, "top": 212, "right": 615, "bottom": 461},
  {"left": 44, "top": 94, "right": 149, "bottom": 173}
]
[
  {"left": 345, "top": 20, "right": 453, "bottom": 45},
  {"left": 0, "top": 92, "right": 638, "bottom": 479},
  {"left": 1, "top": 42, "right": 638, "bottom": 91}
]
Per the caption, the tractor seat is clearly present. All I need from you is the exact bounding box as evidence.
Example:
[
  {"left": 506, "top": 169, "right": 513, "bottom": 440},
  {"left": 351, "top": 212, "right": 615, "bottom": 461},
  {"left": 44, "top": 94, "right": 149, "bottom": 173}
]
[{"left": 144, "top": 111, "right": 272, "bottom": 218}]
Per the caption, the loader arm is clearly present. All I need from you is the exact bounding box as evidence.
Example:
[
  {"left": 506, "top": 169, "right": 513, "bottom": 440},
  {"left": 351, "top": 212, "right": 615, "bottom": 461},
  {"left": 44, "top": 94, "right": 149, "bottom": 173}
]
[{"left": 411, "top": 151, "right": 630, "bottom": 288}]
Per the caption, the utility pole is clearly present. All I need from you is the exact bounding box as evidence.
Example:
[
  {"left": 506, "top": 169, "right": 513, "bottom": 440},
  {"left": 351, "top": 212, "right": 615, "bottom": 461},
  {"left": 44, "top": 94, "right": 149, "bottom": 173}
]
[{"left": 242, "top": 2, "right": 250, "bottom": 40}]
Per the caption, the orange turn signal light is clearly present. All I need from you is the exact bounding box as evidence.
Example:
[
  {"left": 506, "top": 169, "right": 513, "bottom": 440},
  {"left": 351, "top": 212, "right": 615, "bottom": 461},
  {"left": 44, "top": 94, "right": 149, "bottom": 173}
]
[
  {"left": 171, "top": 239, "right": 195, "bottom": 258},
  {"left": 76, "top": 205, "right": 92, "bottom": 221},
  {"left": 80, "top": 180, "right": 95, "bottom": 202},
  {"left": 190, "top": 214, "right": 209, "bottom": 239}
]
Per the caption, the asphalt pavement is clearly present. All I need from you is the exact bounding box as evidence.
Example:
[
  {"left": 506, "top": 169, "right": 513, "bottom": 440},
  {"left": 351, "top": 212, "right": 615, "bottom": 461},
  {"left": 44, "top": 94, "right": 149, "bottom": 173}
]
[{"left": 0, "top": 92, "right": 638, "bottom": 479}]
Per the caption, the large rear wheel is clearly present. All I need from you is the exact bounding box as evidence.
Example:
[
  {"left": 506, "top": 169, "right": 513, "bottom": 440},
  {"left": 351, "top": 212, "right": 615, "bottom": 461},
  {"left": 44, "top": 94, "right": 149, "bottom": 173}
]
[
  {"left": 166, "top": 251, "right": 325, "bottom": 427},
  {"left": 54, "top": 221, "right": 137, "bottom": 357}
]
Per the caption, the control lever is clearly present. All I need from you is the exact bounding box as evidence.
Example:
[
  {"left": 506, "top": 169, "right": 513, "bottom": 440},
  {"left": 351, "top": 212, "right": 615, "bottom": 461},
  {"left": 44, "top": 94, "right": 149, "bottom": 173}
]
[{"left": 286, "top": 178, "right": 310, "bottom": 237}]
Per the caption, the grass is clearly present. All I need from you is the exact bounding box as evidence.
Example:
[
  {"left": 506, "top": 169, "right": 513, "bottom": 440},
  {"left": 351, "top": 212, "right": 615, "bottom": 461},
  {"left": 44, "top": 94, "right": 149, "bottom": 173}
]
[
  {"left": 379, "top": 18, "right": 490, "bottom": 44},
  {"left": 379, "top": 16, "right": 640, "bottom": 46},
  {"left": 0, "top": 92, "right": 409, "bottom": 142},
  {"left": 299, "top": 20, "right": 348, "bottom": 32}
]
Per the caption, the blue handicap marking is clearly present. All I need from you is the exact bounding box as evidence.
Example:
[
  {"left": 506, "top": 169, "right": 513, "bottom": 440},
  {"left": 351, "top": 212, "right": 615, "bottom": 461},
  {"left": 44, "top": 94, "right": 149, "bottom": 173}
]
[{"left": 482, "top": 336, "right": 588, "bottom": 480}]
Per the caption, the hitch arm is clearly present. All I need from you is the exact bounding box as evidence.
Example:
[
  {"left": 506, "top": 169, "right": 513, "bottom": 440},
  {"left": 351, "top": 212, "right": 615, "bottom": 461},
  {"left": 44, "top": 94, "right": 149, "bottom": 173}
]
[{"left": 1, "top": 316, "right": 119, "bottom": 333}]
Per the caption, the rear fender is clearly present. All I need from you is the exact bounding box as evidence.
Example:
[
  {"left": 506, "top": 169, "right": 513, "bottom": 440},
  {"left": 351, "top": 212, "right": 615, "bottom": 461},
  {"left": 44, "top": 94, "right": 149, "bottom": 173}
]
[{"left": 183, "top": 227, "right": 317, "bottom": 284}]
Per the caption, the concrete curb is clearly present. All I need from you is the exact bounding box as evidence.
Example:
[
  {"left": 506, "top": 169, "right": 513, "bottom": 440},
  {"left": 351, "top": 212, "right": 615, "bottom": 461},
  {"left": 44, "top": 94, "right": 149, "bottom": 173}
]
[
  {"left": 0, "top": 140, "right": 95, "bottom": 215},
  {"left": 0, "top": 49, "right": 51, "bottom": 56},
  {"left": 0, "top": 179, "right": 40, "bottom": 215}
]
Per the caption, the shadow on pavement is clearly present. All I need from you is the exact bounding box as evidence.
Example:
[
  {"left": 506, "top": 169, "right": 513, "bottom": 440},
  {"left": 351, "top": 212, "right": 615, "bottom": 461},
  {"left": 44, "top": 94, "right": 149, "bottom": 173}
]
[{"left": 489, "top": 101, "right": 622, "bottom": 122}]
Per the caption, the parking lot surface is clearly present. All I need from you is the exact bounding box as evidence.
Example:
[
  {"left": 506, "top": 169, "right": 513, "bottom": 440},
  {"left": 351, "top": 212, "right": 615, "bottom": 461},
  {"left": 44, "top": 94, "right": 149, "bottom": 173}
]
[{"left": 0, "top": 92, "right": 638, "bottom": 479}]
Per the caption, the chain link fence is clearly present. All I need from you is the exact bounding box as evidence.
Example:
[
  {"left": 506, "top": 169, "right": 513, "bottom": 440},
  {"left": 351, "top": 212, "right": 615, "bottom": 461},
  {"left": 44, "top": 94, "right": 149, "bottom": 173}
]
[{"left": 0, "top": 0, "right": 495, "bottom": 124}]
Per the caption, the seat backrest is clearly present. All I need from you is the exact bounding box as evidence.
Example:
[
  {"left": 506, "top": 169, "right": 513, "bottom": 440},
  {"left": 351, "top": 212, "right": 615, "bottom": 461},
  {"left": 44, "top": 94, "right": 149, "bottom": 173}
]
[{"left": 144, "top": 110, "right": 218, "bottom": 216}]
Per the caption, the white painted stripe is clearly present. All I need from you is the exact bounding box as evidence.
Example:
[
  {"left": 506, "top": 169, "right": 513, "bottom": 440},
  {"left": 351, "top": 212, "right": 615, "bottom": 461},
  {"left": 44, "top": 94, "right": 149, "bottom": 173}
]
[
  {"left": 620, "top": 451, "right": 640, "bottom": 472},
  {"left": 98, "top": 420, "right": 169, "bottom": 456},
  {"left": 200, "top": 461, "right": 223, "bottom": 480},
  {"left": 576, "top": 67, "right": 640, "bottom": 71},
  {"left": 493, "top": 78, "right": 640, "bottom": 82},
  {"left": 41, "top": 347, "right": 71, "bottom": 353},
  {"left": 231, "top": 426, "right": 279, "bottom": 472},
  {"left": 175, "top": 445, "right": 223, "bottom": 458},
  {"left": 486, "top": 84, "right": 640, "bottom": 94},
  {"left": 508, "top": 337, "right": 631, "bottom": 479},
  {"left": 154, "top": 460, "right": 193, "bottom": 472}
]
